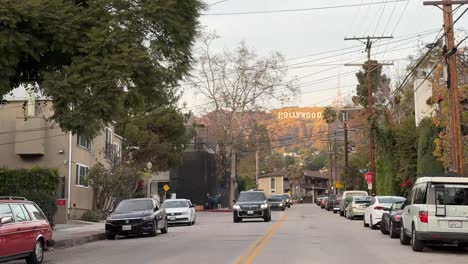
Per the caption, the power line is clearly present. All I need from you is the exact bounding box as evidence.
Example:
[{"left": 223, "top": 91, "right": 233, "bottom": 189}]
[{"left": 202, "top": 0, "right": 408, "bottom": 16}]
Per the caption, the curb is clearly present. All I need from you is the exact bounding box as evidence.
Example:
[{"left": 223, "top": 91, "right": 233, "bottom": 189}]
[{"left": 52, "top": 233, "right": 107, "bottom": 249}]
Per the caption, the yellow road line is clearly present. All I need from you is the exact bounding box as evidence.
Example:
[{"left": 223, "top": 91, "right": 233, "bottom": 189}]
[{"left": 235, "top": 214, "right": 288, "bottom": 264}]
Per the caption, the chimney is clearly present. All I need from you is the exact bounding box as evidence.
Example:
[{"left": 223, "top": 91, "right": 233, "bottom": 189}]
[{"left": 26, "top": 84, "right": 35, "bottom": 117}]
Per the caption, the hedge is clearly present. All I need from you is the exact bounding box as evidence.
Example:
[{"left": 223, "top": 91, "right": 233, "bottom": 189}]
[{"left": 0, "top": 167, "right": 60, "bottom": 226}]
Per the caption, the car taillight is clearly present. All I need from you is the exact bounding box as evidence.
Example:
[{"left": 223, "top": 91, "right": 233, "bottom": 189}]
[
  {"left": 419, "top": 211, "right": 428, "bottom": 223},
  {"left": 374, "top": 206, "right": 384, "bottom": 210},
  {"left": 393, "top": 215, "right": 402, "bottom": 221}
]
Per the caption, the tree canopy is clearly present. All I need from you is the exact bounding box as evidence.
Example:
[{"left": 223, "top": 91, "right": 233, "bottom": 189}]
[{"left": 1, "top": 0, "right": 203, "bottom": 137}]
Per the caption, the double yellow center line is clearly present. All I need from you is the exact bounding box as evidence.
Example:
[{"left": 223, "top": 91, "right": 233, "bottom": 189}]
[{"left": 235, "top": 214, "right": 288, "bottom": 264}]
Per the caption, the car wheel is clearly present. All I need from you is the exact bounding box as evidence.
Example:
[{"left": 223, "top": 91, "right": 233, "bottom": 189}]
[
  {"left": 340, "top": 210, "right": 344, "bottom": 217},
  {"left": 389, "top": 221, "right": 398, "bottom": 238},
  {"left": 161, "top": 220, "right": 168, "bottom": 234},
  {"left": 350, "top": 213, "right": 354, "bottom": 220},
  {"left": 106, "top": 234, "right": 116, "bottom": 240},
  {"left": 288, "top": 205, "right": 291, "bottom": 208},
  {"left": 370, "top": 215, "right": 378, "bottom": 230},
  {"left": 380, "top": 220, "right": 389, "bottom": 235},
  {"left": 26, "top": 240, "right": 44, "bottom": 264},
  {"left": 400, "top": 225, "right": 411, "bottom": 245},
  {"left": 363, "top": 216, "right": 369, "bottom": 227},
  {"left": 281, "top": 206, "right": 286, "bottom": 211},
  {"left": 264, "top": 212, "right": 271, "bottom": 222},
  {"left": 233, "top": 213, "right": 241, "bottom": 223},
  {"left": 411, "top": 225, "right": 424, "bottom": 252},
  {"left": 457, "top": 243, "right": 468, "bottom": 250},
  {"left": 150, "top": 219, "right": 158, "bottom": 237}
]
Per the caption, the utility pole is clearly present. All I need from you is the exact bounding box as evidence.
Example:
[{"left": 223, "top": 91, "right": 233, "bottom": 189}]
[
  {"left": 344, "top": 36, "right": 393, "bottom": 194},
  {"left": 423, "top": 0, "right": 466, "bottom": 176},
  {"left": 343, "top": 112, "right": 349, "bottom": 188},
  {"left": 255, "top": 149, "right": 259, "bottom": 188},
  {"left": 334, "top": 130, "right": 338, "bottom": 194},
  {"left": 328, "top": 130, "right": 333, "bottom": 194}
]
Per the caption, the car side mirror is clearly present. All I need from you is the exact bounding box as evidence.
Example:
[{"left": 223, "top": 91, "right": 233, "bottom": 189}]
[
  {"left": 401, "top": 200, "right": 409, "bottom": 210},
  {"left": 154, "top": 207, "right": 159, "bottom": 212},
  {"left": 0, "top": 216, "right": 13, "bottom": 226},
  {"left": 189, "top": 204, "right": 195, "bottom": 208}
]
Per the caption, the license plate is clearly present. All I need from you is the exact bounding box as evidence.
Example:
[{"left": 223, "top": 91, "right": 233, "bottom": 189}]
[
  {"left": 168, "top": 216, "right": 176, "bottom": 221},
  {"left": 448, "top": 221, "right": 463, "bottom": 228},
  {"left": 122, "top": 225, "right": 131, "bottom": 231},
  {"left": 247, "top": 210, "right": 254, "bottom": 215}
]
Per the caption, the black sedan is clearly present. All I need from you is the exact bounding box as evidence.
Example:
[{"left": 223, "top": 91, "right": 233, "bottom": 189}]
[
  {"left": 233, "top": 191, "right": 271, "bottom": 222},
  {"left": 105, "top": 198, "right": 168, "bottom": 239},
  {"left": 380, "top": 200, "right": 406, "bottom": 238},
  {"left": 268, "top": 195, "right": 287, "bottom": 211}
]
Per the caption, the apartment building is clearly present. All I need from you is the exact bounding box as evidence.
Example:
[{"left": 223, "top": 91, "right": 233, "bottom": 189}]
[{"left": 0, "top": 97, "right": 122, "bottom": 223}]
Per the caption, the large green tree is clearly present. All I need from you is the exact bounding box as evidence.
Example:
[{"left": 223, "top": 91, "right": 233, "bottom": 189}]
[
  {"left": 117, "top": 107, "right": 193, "bottom": 171},
  {"left": 353, "top": 60, "right": 391, "bottom": 108},
  {"left": 1, "top": 0, "right": 203, "bottom": 137}
]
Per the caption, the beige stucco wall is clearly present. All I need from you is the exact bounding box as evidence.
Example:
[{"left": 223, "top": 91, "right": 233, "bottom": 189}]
[
  {"left": 258, "top": 176, "right": 284, "bottom": 196},
  {"left": 0, "top": 101, "right": 122, "bottom": 222}
]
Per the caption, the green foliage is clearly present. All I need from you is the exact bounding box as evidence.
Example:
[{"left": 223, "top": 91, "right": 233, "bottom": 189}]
[
  {"left": 1, "top": 0, "right": 203, "bottom": 137},
  {"left": 354, "top": 60, "right": 391, "bottom": 107},
  {"left": 81, "top": 210, "right": 101, "bottom": 222},
  {"left": 0, "top": 167, "right": 59, "bottom": 197},
  {"left": 0, "top": 167, "right": 59, "bottom": 226},
  {"left": 238, "top": 176, "right": 257, "bottom": 191},
  {"left": 88, "top": 162, "right": 143, "bottom": 214},
  {"left": 322, "top": 106, "right": 337, "bottom": 124},
  {"left": 304, "top": 151, "right": 327, "bottom": 171},
  {"left": 417, "top": 118, "right": 444, "bottom": 176},
  {"left": 117, "top": 107, "right": 193, "bottom": 171},
  {"left": 284, "top": 156, "right": 295, "bottom": 167}
]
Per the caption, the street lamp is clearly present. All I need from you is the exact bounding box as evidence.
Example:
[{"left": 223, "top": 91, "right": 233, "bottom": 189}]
[{"left": 146, "top": 161, "right": 153, "bottom": 198}]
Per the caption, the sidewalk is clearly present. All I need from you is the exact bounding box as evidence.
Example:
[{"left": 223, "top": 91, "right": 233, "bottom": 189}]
[{"left": 52, "top": 221, "right": 106, "bottom": 249}]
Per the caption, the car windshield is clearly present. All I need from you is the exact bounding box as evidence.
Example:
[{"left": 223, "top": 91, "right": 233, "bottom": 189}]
[
  {"left": 392, "top": 202, "right": 404, "bottom": 210},
  {"left": 238, "top": 192, "right": 265, "bottom": 202},
  {"left": 354, "top": 197, "right": 371, "bottom": 203},
  {"left": 268, "top": 197, "right": 283, "bottom": 201},
  {"left": 378, "top": 197, "right": 405, "bottom": 204},
  {"left": 281, "top": 195, "right": 289, "bottom": 199},
  {"left": 162, "top": 200, "right": 189, "bottom": 208},
  {"left": 345, "top": 192, "right": 367, "bottom": 198},
  {"left": 114, "top": 200, "right": 153, "bottom": 213}
]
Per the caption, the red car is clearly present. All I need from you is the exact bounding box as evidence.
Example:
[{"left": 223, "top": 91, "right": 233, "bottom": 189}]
[{"left": 0, "top": 197, "right": 54, "bottom": 264}]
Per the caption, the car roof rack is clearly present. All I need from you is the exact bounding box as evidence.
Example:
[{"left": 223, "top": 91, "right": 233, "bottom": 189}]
[{"left": 0, "top": 196, "right": 28, "bottom": 200}]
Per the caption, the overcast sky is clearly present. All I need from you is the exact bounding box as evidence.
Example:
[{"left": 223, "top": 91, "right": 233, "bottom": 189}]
[{"left": 181, "top": 0, "right": 468, "bottom": 114}]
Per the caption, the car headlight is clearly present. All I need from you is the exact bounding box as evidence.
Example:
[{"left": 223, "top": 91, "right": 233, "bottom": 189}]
[
  {"left": 233, "top": 205, "right": 241, "bottom": 210},
  {"left": 279, "top": 203, "right": 283, "bottom": 206},
  {"left": 260, "top": 203, "right": 268, "bottom": 209},
  {"left": 142, "top": 216, "right": 153, "bottom": 221}
]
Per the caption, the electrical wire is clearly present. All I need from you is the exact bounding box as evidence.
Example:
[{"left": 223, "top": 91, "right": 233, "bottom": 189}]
[{"left": 202, "top": 0, "right": 408, "bottom": 16}]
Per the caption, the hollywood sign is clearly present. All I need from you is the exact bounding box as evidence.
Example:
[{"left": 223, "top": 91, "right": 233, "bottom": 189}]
[{"left": 277, "top": 111, "right": 322, "bottom": 119}]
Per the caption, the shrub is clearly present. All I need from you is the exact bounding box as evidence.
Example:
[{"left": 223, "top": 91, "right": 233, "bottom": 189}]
[
  {"left": 81, "top": 210, "right": 101, "bottom": 222},
  {"left": 26, "top": 191, "right": 58, "bottom": 227},
  {"left": 0, "top": 167, "right": 60, "bottom": 226}
]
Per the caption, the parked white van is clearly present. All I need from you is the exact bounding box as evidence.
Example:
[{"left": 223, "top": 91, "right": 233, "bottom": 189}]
[
  {"left": 400, "top": 177, "right": 468, "bottom": 252},
  {"left": 339, "top": 190, "right": 368, "bottom": 217}
]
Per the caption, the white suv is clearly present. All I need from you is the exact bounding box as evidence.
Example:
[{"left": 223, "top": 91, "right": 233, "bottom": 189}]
[{"left": 400, "top": 177, "right": 468, "bottom": 252}]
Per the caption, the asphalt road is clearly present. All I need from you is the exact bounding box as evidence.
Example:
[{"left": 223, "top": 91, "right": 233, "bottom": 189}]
[{"left": 12, "top": 204, "right": 468, "bottom": 264}]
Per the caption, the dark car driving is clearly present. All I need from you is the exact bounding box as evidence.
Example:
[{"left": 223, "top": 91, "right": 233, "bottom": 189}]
[
  {"left": 105, "top": 198, "right": 168, "bottom": 239},
  {"left": 380, "top": 199, "right": 406, "bottom": 238},
  {"left": 326, "top": 196, "right": 341, "bottom": 212},
  {"left": 280, "top": 193, "right": 292, "bottom": 208},
  {"left": 268, "top": 195, "right": 287, "bottom": 211},
  {"left": 233, "top": 191, "right": 271, "bottom": 223}
]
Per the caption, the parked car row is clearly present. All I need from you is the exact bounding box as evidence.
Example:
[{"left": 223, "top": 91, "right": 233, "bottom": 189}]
[
  {"left": 323, "top": 176, "right": 468, "bottom": 253},
  {"left": 233, "top": 191, "right": 291, "bottom": 223},
  {"left": 105, "top": 198, "right": 198, "bottom": 240}
]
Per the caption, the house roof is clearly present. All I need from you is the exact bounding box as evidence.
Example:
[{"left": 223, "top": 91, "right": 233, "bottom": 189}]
[
  {"left": 259, "top": 169, "right": 287, "bottom": 178},
  {"left": 259, "top": 169, "right": 328, "bottom": 180},
  {"left": 304, "top": 170, "right": 329, "bottom": 179}
]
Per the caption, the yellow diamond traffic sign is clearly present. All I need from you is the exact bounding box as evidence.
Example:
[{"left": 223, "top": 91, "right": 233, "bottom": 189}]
[{"left": 163, "top": 184, "right": 170, "bottom": 192}]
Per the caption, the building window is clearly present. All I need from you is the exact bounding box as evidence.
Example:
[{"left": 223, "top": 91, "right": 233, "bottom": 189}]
[
  {"left": 113, "top": 143, "right": 121, "bottom": 161},
  {"left": 105, "top": 128, "right": 113, "bottom": 156},
  {"left": 77, "top": 133, "right": 91, "bottom": 149},
  {"left": 75, "top": 164, "right": 89, "bottom": 187},
  {"left": 271, "top": 177, "right": 276, "bottom": 193}
]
